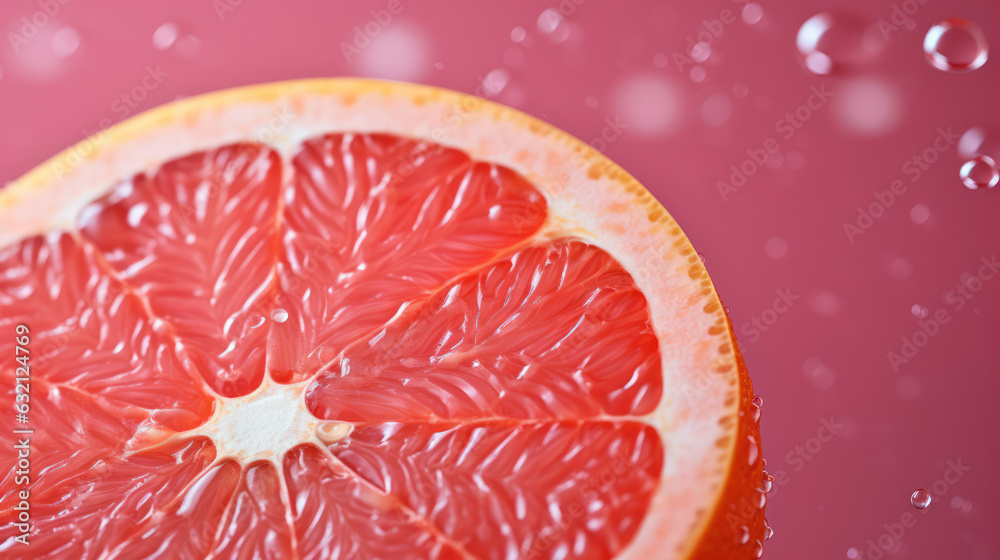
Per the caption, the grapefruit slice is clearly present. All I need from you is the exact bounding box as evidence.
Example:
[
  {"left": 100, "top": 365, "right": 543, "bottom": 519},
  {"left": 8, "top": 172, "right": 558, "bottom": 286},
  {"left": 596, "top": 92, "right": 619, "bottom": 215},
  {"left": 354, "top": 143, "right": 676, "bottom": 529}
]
[{"left": 0, "top": 79, "right": 768, "bottom": 559}]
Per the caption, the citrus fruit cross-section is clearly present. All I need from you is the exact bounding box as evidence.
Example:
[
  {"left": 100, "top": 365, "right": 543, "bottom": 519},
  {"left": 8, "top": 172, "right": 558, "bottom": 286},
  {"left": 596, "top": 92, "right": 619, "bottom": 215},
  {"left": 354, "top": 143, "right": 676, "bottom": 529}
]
[{"left": 0, "top": 79, "right": 768, "bottom": 560}]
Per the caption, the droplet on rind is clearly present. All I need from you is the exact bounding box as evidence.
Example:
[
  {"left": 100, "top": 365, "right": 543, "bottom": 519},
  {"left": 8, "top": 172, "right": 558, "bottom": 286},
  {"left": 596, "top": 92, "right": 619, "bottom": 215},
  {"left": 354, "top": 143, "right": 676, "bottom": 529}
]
[
  {"left": 911, "top": 488, "right": 932, "bottom": 509},
  {"left": 960, "top": 155, "right": 999, "bottom": 190},
  {"left": 752, "top": 395, "right": 763, "bottom": 408},
  {"left": 923, "top": 18, "right": 989, "bottom": 72},
  {"left": 760, "top": 470, "right": 774, "bottom": 493},
  {"left": 271, "top": 308, "right": 289, "bottom": 323}
]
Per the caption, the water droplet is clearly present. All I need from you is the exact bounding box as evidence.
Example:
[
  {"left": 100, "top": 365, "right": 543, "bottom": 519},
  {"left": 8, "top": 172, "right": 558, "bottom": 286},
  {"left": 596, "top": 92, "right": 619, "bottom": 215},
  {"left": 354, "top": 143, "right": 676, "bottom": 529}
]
[
  {"left": 739, "top": 525, "right": 751, "bottom": 544},
  {"left": 51, "top": 27, "right": 81, "bottom": 58},
  {"left": 763, "top": 524, "right": 774, "bottom": 541},
  {"left": 536, "top": 8, "right": 563, "bottom": 35},
  {"left": 958, "top": 126, "right": 987, "bottom": 158},
  {"left": 765, "top": 236, "right": 788, "bottom": 259},
  {"left": 803, "top": 357, "right": 836, "bottom": 390},
  {"left": 732, "top": 83, "right": 749, "bottom": 98},
  {"left": 480, "top": 68, "right": 510, "bottom": 97},
  {"left": 911, "top": 488, "right": 932, "bottom": 509},
  {"left": 923, "top": 18, "right": 989, "bottom": 72},
  {"left": 151, "top": 318, "right": 170, "bottom": 336},
  {"left": 747, "top": 435, "right": 759, "bottom": 465},
  {"left": 742, "top": 3, "right": 764, "bottom": 25},
  {"left": 434, "top": 61, "right": 444, "bottom": 70},
  {"left": 887, "top": 256, "right": 913, "bottom": 280},
  {"left": 910, "top": 304, "right": 929, "bottom": 318},
  {"left": 153, "top": 22, "right": 180, "bottom": 50},
  {"left": 910, "top": 203, "right": 931, "bottom": 224},
  {"left": 760, "top": 470, "right": 774, "bottom": 493},
  {"left": 152, "top": 22, "right": 202, "bottom": 58},
  {"left": 701, "top": 94, "right": 734, "bottom": 127},
  {"left": 960, "top": 155, "right": 999, "bottom": 190},
  {"left": 752, "top": 395, "right": 763, "bottom": 408},
  {"left": 847, "top": 547, "right": 859, "bottom": 559},
  {"left": 510, "top": 26, "right": 526, "bottom": 43},
  {"left": 950, "top": 495, "right": 973, "bottom": 514},
  {"left": 689, "top": 66, "right": 707, "bottom": 83},
  {"left": 357, "top": 24, "right": 430, "bottom": 82},
  {"left": 813, "top": 291, "right": 841, "bottom": 315},
  {"left": 653, "top": 53, "right": 669, "bottom": 68},
  {"left": 754, "top": 539, "right": 764, "bottom": 558},
  {"left": 697, "top": 252, "right": 706, "bottom": 264},
  {"left": 833, "top": 76, "right": 905, "bottom": 137},
  {"left": 690, "top": 41, "right": 712, "bottom": 63},
  {"left": 271, "top": 309, "right": 289, "bottom": 323},
  {"left": 612, "top": 74, "right": 684, "bottom": 137},
  {"left": 796, "top": 13, "right": 885, "bottom": 75}
]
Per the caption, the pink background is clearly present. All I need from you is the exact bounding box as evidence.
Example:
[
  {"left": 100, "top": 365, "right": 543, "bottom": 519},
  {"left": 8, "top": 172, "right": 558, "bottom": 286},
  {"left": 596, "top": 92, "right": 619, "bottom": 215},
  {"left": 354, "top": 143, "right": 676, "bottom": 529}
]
[{"left": 1, "top": 0, "right": 998, "bottom": 558}]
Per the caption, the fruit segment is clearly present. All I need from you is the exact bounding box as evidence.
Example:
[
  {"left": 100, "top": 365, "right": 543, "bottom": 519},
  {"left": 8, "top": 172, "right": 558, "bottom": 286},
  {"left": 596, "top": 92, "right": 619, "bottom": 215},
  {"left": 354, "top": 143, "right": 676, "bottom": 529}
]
[
  {"left": 271, "top": 133, "right": 547, "bottom": 383},
  {"left": 0, "top": 438, "right": 216, "bottom": 559},
  {"left": 0, "top": 233, "right": 213, "bottom": 424},
  {"left": 283, "top": 444, "right": 466, "bottom": 560},
  {"left": 209, "top": 461, "right": 295, "bottom": 559},
  {"left": 108, "top": 459, "right": 243, "bottom": 559},
  {"left": 305, "top": 239, "right": 663, "bottom": 423},
  {"left": 77, "top": 144, "right": 283, "bottom": 397},
  {"left": 331, "top": 421, "right": 664, "bottom": 560}
]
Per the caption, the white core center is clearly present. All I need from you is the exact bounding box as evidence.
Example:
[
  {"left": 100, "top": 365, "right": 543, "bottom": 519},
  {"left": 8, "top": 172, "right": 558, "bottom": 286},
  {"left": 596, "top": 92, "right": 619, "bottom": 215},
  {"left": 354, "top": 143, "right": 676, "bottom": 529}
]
[{"left": 194, "top": 380, "right": 340, "bottom": 463}]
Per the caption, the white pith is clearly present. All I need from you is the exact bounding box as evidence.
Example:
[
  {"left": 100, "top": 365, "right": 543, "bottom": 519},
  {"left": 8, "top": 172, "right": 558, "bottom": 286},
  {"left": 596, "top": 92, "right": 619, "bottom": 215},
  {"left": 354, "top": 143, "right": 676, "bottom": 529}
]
[
  {"left": 187, "top": 378, "right": 348, "bottom": 464},
  {"left": 0, "top": 79, "right": 745, "bottom": 560}
]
